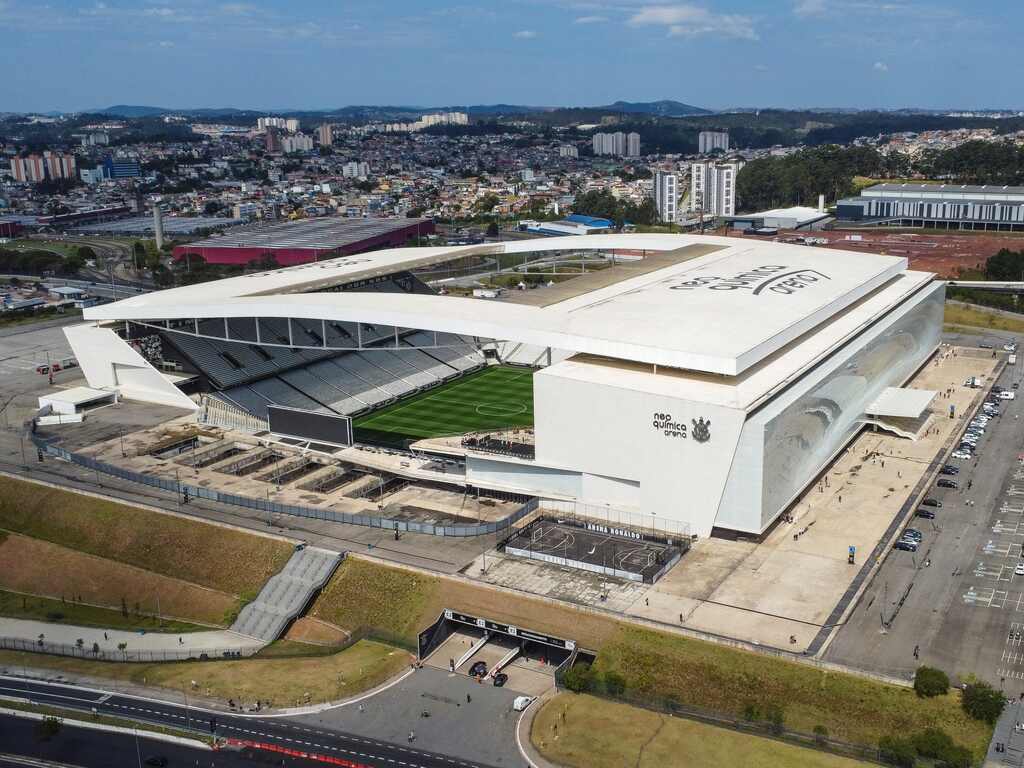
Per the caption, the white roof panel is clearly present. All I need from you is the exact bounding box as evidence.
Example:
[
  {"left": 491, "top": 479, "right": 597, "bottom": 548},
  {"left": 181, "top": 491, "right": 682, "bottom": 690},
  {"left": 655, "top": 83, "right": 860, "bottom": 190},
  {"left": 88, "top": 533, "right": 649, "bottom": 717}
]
[
  {"left": 867, "top": 387, "right": 937, "bottom": 418},
  {"left": 86, "top": 234, "right": 920, "bottom": 376}
]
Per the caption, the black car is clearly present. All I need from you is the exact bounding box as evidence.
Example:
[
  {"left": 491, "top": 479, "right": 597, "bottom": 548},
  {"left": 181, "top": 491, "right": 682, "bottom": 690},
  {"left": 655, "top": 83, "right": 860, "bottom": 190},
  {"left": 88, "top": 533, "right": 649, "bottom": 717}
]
[
  {"left": 469, "top": 661, "right": 487, "bottom": 677},
  {"left": 940, "top": 466, "right": 959, "bottom": 476},
  {"left": 916, "top": 508, "right": 936, "bottom": 519},
  {"left": 921, "top": 498, "right": 942, "bottom": 507},
  {"left": 492, "top": 672, "right": 509, "bottom": 687},
  {"left": 937, "top": 479, "right": 958, "bottom": 489},
  {"left": 144, "top": 759, "right": 168, "bottom": 768},
  {"left": 895, "top": 540, "right": 919, "bottom": 552}
]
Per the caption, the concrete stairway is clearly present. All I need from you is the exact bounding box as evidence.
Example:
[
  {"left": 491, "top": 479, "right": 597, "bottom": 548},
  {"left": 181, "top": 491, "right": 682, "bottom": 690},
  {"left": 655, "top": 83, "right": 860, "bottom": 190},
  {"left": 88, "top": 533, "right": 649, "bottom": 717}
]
[{"left": 230, "top": 546, "right": 342, "bottom": 642}]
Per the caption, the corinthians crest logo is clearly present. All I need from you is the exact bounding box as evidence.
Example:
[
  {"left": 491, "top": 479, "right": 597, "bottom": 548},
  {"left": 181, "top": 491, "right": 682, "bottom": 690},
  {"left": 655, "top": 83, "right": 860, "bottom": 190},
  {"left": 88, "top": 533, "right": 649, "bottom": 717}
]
[{"left": 691, "top": 417, "right": 711, "bottom": 443}]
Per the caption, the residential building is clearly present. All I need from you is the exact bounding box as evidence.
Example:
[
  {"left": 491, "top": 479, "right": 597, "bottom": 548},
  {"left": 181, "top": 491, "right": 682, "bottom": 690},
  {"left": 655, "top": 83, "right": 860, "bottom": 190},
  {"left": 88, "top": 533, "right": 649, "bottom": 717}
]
[
  {"left": 281, "top": 133, "right": 314, "bottom": 153},
  {"left": 11, "top": 152, "right": 77, "bottom": 183},
  {"left": 233, "top": 202, "right": 259, "bottom": 220},
  {"left": 690, "top": 161, "right": 741, "bottom": 217},
  {"left": 592, "top": 132, "right": 641, "bottom": 157},
  {"left": 318, "top": 124, "right": 333, "bottom": 146},
  {"left": 265, "top": 127, "right": 282, "bottom": 153},
  {"left": 654, "top": 171, "right": 678, "bottom": 224},
  {"left": 698, "top": 131, "right": 730, "bottom": 155},
  {"left": 558, "top": 145, "right": 579, "bottom": 158},
  {"left": 343, "top": 161, "right": 370, "bottom": 178}
]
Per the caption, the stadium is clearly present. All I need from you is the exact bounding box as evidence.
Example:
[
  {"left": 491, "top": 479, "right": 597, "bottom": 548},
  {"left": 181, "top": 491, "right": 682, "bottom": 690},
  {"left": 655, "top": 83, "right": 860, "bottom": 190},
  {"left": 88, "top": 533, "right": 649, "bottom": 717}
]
[{"left": 66, "top": 234, "right": 944, "bottom": 538}]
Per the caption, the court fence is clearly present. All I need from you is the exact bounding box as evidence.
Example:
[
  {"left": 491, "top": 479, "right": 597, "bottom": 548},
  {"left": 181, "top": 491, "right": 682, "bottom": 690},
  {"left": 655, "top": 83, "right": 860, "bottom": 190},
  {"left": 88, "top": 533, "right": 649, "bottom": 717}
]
[
  {"left": 31, "top": 434, "right": 539, "bottom": 538},
  {"left": 553, "top": 665, "right": 894, "bottom": 766}
]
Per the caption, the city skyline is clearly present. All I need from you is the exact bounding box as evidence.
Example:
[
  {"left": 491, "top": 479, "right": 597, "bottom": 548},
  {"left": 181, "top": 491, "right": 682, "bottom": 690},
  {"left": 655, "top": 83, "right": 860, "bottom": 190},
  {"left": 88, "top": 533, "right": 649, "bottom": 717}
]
[{"left": 1, "top": 0, "right": 1021, "bottom": 114}]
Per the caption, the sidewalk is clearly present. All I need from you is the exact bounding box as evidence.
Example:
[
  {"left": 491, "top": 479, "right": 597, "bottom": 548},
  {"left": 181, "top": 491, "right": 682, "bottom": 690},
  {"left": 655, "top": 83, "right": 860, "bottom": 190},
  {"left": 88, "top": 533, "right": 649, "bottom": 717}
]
[
  {"left": 0, "top": 618, "right": 264, "bottom": 660},
  {"left": 516, "top": 689, "right": 562, "bottom": 768}
]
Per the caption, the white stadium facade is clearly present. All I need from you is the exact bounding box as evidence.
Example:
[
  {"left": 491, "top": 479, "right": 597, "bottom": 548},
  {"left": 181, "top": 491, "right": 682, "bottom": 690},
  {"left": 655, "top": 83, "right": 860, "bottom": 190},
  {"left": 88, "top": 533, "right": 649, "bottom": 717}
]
[{"left": 67, "top": 235, "right": 944, "bottom": 538}]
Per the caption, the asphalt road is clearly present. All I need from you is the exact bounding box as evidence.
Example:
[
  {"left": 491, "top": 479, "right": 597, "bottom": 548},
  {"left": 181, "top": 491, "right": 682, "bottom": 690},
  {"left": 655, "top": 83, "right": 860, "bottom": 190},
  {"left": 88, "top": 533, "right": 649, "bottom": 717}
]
[
  {"left": 0, "top": 713, "right": 318, "bottom": 767},
  {"left": 825, "top": 350, "right": 1024, "bottom": 682},
  {"left": 0, "top": 678, "right": 506, "bottom": 768}
]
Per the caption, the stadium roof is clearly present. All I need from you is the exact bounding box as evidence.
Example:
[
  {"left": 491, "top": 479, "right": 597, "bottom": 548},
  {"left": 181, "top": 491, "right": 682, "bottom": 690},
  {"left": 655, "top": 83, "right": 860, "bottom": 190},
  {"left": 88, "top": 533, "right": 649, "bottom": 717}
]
[
  {"left": 86, "top": 234, "right": 928, "bottom": 377},
  {"left": 179, "top": 216, "right": 432, "bottom": 252},
  {"left": 863, "top": 183, "right": 1024, "bottom": 200}
]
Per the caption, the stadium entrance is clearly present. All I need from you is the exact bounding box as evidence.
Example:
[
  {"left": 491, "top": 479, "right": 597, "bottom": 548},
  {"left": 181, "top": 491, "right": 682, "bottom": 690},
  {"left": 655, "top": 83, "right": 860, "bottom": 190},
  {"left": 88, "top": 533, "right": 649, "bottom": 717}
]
[{"left": 417, "top": 609, "right": 575, "bottom": 696}]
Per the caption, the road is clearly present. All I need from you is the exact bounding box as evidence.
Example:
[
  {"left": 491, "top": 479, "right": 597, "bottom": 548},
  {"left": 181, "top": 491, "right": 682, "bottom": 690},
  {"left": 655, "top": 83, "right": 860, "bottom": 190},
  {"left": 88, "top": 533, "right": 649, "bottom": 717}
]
[{"left": 0, "top": 677, "right": 507, "bottom": 768}]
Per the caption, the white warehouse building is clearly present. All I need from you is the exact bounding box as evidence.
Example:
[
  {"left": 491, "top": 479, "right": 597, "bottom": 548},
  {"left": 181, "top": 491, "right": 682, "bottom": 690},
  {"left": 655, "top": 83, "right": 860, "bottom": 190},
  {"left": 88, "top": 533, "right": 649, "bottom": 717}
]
[{"left": 67, "top": 235, "right": 943, "bottom": 538}]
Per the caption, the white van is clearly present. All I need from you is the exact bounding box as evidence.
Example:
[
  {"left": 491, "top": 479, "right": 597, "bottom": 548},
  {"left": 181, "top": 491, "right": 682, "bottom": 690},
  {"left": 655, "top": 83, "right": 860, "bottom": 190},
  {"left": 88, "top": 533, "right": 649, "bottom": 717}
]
[{"left": 999, "top": 391, "right": 1015, "bottom": 400}]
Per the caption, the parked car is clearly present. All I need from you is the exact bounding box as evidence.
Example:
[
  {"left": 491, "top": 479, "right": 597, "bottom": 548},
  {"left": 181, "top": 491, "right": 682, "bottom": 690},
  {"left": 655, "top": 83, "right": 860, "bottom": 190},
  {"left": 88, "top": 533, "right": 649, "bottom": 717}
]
[
  {"left": 937, "top": 479, "right": 959, "bottom": 489},
  {"left": 1016, "top": 562, "right": 1024, "bottom": 577},
  {"left": 895, "top": 539, "right": 919, "bottom": 552},
  {"left": 940, "top": 466, "right": 958, "bottom": 476},
  {"left": 469, "top": 661, "right": 487, "bottom": 677},
  {"left": 916, "top": 508, "right": 936, "bottom": 519},
  {"left": 921, "top": 498, "right": 942, "bottom": 507},
  {"left": 1005, "top": 343, "right": 1018, "bottom": 352},
  {"left": 952, "top": 451, "right": 972, "bottom": 460},
  {"left": 980, "top": 342, "right": 995, "bottom": 349},
  {"left": 902, "top": 529, "right": 924, "bottom": 541},
  {"left": 492, "top": 672, "right": 509, "bottom": 687},
  {"left": 1000, "top": 391, "right": 1016, "bottom": 400}
]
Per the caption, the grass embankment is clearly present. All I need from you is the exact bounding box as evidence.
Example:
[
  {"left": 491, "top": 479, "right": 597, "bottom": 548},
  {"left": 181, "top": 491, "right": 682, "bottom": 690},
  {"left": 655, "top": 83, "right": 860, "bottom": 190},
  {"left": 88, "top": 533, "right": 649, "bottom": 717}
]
[
  {"left": 0, "top": 534, "right": 232, "bottom": 627},
  {"left": 309, "top": 558, "right": 992, "bottom": 758},
  {"left": 533, "top": 694, "right": 869, "bottom": 768},
  {"left": 944, "top": 302, "right": 1024, "bottom": 334},
  {"left": 0, "top": 475, "right": 293, "bottom": 626},
  {"left": 0, "top": 590, "right": 203, "bottom": 633},
  {"left": 0, "top": 640, "right": 409, "bottom": 707}
]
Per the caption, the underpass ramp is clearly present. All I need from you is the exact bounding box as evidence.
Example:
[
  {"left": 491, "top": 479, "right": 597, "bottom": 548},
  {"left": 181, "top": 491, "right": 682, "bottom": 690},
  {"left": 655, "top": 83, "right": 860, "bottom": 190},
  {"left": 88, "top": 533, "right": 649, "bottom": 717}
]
[{"left": 230, "top": 546, "right": 342, "bottom": 642}]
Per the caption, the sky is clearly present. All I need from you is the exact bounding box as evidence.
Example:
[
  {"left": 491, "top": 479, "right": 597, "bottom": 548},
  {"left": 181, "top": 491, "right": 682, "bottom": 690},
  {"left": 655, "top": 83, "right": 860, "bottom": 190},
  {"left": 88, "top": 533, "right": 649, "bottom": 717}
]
[{"left": 1, "top": 0, "right": 1021, "bottom": 114}]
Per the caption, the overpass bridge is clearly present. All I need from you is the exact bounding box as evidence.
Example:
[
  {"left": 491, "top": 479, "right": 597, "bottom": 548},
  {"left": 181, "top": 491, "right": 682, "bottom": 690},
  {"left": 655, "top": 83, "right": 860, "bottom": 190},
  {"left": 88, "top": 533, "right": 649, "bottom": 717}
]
[{"left": 946, "top": 281, "right": 1024, "bottom": 294}]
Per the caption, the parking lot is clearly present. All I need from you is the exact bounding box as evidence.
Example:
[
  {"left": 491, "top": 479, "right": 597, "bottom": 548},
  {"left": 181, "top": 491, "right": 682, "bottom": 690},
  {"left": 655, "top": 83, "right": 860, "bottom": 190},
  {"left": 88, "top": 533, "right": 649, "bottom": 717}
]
[{"left": 826, "top": 346, "right": 1024, "bottom": 684}]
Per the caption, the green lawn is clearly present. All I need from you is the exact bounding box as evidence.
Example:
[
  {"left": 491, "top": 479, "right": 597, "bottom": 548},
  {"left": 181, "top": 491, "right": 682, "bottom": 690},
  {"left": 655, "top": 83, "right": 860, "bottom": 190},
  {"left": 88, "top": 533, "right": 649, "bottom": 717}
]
[{"left": 353, "top": 365, "right": 534, "bottom": 448}]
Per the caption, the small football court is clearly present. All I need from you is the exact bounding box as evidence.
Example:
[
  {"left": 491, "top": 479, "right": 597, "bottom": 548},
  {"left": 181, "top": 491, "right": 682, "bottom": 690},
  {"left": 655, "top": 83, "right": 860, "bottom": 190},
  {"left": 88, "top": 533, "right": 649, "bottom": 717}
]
[
  {"left": 503, "top": 517, "right": 686, "bottom": 584},
  {"left": 353, "top": 365, "right": 534, "bottom": 448}
]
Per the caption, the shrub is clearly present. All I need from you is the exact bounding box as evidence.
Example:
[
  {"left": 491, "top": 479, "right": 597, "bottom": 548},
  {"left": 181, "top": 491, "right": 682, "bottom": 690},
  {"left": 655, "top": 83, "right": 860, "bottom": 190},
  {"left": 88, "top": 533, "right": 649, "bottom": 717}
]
[
  {"left": 911, "top": 727, "right": 955, "bottom": 759},
  {"left": 813, "top": 724, "right": 829, "bottom": 745},
  {"left": 879, "top": 735, "right": 917, "bottom": 768},
  {"left": 914, "top": 666, "right": 950, "bottom": 698},
  {"left": 764, "top": 703, "right": 785, "bottom": 735},
  {"left": 961, "top": 681, "right": 1007, "bottom": 724},
  {"left": 603, "top": 671, "right": 626, "bottom": 697},
  {"left": 742, "top": 702, "right": 761, "bottom": 722},
  {"left": 562, "top": 663, "right": 594, "bottom": 693}
]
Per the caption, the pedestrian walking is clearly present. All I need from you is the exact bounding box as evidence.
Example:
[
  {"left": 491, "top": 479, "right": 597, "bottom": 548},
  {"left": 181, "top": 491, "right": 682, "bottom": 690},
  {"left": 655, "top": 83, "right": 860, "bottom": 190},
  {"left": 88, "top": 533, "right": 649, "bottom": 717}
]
[
  {"left": 408, "top": 731, "right": 416, "bottom": 743},
  {"left": 913, "top": 644, "right": 920, "bottom": 659},
  {"left": 466, "top": 693, "right": 471, "bottom": 704},
  {"left": 179, "top": 637, "right": 183, "bottom": 645},
  {"left": 104, "top": 632, "right": 108, "bottom": 641}
]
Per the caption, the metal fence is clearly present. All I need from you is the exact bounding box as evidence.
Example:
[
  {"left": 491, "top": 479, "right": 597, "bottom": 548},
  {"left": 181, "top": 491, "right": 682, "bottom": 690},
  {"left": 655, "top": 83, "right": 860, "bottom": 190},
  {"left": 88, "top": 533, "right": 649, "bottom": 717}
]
[
  {"left": 553, "top": 667, "right": 892, "bottom": 766},
  {"left": 31, "top": 436, "right": 538, "bottom": 538},
  {"left": 0, "top": 636, "right": 259, "bottom": 663}
]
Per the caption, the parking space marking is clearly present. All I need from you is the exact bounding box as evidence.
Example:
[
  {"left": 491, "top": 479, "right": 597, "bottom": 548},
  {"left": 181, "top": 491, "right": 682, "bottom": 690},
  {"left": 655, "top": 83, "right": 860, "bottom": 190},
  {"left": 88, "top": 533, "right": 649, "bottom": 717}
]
[
  {"left": 994, "top": 520, "right": 1024, "bottom": 536},
  {"left": 1001, "top": 503, "right": 1024, "bottom": 516},
  {"left": 997, "top": 668, "right": 1024, "bottom": 681}
]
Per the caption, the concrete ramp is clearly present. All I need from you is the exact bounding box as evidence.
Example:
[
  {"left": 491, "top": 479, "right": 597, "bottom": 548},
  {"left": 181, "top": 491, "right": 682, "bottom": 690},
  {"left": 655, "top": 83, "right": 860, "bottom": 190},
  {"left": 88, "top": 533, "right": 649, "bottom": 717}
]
[{"left": 230, "top": 546, "right": 342, "bottom": 642}]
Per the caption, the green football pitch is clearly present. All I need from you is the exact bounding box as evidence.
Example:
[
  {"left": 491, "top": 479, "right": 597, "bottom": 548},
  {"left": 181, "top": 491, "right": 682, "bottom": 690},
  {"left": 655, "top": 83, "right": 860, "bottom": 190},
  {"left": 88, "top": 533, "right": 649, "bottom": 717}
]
[{"left": 353, "top": 365, "right": 534, "bottom": 448}]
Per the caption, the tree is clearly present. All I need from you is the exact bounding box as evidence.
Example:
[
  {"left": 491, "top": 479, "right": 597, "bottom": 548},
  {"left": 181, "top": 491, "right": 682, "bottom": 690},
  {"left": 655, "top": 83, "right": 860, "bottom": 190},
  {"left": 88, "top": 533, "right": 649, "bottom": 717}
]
[
  {"left": 76, "top": 245, "right": 97, "bottom": 262},
  {"left": 764, "top": 703, "right": 785, "bottom": 735},
  {"left": 961, "top": 681, "right": 1006, "bottom": 724},
  {"left": 75, "top": 638, "right": 84, "bottom": 655},
  {"left": 62, "top": 251, "right": 85, "bottom": 274},
  {"left": 117, "top": 641, "right": 128, "bottom": 659},
  {"left": 913, "top": 666, "right": 949, "bottom": 697},
  {"left": 486, "top": 222, "right": 500, "bottom": 237},
  {"left": 474, "top": 193, "right": 500, "bottom": 214},
  {"left": 602, "top": 671, "right": 626, "bottom": 697},
  {"left": 92, "top": 641, "right": 100, "bottom": 656},
  {"left": 878, "top": 735, "right": 916, "bottom": 768},
  {"left": 204, "top": 200, "right": 223, "bottom": 215},
  {"left": 561, "top": 663, "right": 594, "bottom": 693}
]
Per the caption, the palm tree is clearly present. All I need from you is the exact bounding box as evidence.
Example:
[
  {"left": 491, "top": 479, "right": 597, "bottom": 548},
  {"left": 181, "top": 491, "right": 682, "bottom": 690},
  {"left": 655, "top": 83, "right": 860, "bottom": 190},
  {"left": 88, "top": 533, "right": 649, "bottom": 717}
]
[
  {"left": 117, "top": 642, "right": 128, "bottom": 660},
  {"left": 75, "top": 638, "right": 84, "bottom": 655},
  {"left": 36, "top": 633, "right": 44, "bottom": 648}
]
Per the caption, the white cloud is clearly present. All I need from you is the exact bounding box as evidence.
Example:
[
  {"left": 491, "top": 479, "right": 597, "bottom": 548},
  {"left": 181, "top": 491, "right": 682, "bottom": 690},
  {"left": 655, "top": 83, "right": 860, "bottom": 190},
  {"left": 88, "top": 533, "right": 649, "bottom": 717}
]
[
  {"left": 513, "top": 29, "right": 537, "bottom": 38},
  {"left": 628, "top": 5, "right": 758, "bottom": 40},
  {"left": 575, "top": 15, "right": 609, "bottom": 24},
  {"left": 220, "top": 3, "right": 256, "bottom": 15},
  {"left": 158, "top": 40, "right": 174, "bottom": 48},
  {"left": 793, "top": 0, "right": 826, "bottom": 17},
  {"left": 754, "top": 62, "right": 768, "bottom": 71},
  {"left": 873, "top": 60, "right": 889, "bottom": 71}
]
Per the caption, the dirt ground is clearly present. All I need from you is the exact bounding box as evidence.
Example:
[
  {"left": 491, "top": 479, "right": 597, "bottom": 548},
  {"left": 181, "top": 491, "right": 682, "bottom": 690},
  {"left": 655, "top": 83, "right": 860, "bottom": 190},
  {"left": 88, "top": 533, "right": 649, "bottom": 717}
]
[
  {"left": 283, "top": 616, "right": 350, "bottom": 645},
  {"left": 724, "top": 228, "right": 1024, "bottom": 277},
  {"left": 0, "top": 533, "right": 237, "bottom": 626}
]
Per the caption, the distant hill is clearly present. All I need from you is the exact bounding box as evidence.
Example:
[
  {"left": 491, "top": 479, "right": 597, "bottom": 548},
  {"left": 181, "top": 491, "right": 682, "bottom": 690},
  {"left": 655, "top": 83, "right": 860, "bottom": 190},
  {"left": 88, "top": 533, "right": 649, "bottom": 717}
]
[
  {"left": 95, "top": 105, "right": 172, "bottom": 118},
  {"left": 600, "top": 100, "right": 711, "bottom": 117}
]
